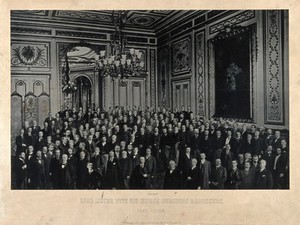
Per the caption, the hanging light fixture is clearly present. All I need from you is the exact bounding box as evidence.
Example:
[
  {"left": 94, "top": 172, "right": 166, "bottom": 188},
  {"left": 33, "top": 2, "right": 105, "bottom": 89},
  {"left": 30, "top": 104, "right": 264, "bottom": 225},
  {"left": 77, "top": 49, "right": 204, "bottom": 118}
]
[{"left": 94, "top": 10, "right": 145, "bottom": 79}]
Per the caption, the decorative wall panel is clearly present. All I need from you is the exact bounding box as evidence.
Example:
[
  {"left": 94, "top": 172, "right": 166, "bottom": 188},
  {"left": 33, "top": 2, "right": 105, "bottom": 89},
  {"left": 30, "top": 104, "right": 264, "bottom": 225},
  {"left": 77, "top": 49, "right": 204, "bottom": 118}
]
[
  {"left": 150, "top": 49, "right": 156, "bottom": 107},
  {"left": 119, "top": 81, "right": 128, "bottom": 108},
  {"left": 171, "top": 37, "right": 191, "bottom": 75},
  {"left": 195, "top": 31, "right": 205, "bottom": 116},
  {"left": 33, "top": 80, "right": 44, "bottom": 96},
  {"left": 15, "top": 80, "right": 26, "bottom": 97},
  {"left": 38, "top": 93, "right": 50, "bottom": 127},
  {"left": 11, "top": 42, "right": 49, "bottom": 67},
  {"left": 157, "top": 47, "right": 170, "bottom": 107},
  {"left": 24, "top": 92, "right": 38, "bottom": 125},
  {"left": 265, "top": 10, "right": 284, "bottom": 124},
  {"left": 132, "top": 81, "right": 142, "bottom": 108},
  {"left": 11, "top": 92, "right": 23, "bottom": 153}
]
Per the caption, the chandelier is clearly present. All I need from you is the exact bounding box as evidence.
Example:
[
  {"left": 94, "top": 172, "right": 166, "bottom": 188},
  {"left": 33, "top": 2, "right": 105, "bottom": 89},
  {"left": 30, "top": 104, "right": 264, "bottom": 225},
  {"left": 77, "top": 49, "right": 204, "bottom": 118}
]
[{"left": 94, "top": 10, "right": 145, "bottom": 79}]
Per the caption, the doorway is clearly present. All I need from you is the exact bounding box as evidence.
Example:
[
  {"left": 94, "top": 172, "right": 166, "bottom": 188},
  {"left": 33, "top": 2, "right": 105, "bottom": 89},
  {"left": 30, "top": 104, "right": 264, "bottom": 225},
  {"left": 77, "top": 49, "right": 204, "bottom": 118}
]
[{"left": 73, "top": 76, "right": 92, "bottom": 112}]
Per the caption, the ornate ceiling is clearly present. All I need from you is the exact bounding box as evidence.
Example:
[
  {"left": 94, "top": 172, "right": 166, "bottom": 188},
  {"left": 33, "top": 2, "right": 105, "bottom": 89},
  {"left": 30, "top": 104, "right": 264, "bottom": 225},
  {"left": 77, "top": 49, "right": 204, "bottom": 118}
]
[{"left": 11, "top": 10, "right": 206, "bottom": 34}]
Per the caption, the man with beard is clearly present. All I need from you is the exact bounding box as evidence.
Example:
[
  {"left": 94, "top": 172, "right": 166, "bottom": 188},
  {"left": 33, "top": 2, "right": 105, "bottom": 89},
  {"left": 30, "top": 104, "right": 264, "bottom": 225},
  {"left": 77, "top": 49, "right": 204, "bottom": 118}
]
[
  {"left": 130, "top": 157, "right": 149, "bottom": 189},
  {"left": 76, "top": 151, "right": 88, "bottom": 189},
  {"left": 58, "top": 154, "right": 76, "bottom": 189},
  {"left": 49, "top": 149, "right": 61, "bottom": 189},
  {"left": 32, "top": 150, "right": 46, "bottom": 189},
  {"left": 163, "top": 160, "right": 181, "bottom": 189},
  {"left": 85, "top": 162, "right": 101, "bottom": 189},
  {"left": 254, "top": 159, "right": 273, "bottom": 189},
  {"left": 209, "top": 158, "right": 227, "bottom": 189},
  {"left": 240, "top": 161, "right": 255, "bottom": 189},
  {"left": 119, "top": 150, "right": 133, "bottom": 189},
  {"left": 185, "top": 158, "right": 201, "bottom": 189},
  {"left": 199, "top": 152, "right": 211, "bottom": 189},
  {"left": 16, "top": 152, "right": 27, "bottom": 189}
]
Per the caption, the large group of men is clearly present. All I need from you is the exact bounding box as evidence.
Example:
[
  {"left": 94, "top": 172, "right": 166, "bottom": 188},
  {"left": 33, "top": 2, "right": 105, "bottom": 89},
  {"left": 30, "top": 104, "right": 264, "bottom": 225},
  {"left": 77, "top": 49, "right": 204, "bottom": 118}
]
[{"left": 13, "top": 106, "right": 289, "bottom": 190}]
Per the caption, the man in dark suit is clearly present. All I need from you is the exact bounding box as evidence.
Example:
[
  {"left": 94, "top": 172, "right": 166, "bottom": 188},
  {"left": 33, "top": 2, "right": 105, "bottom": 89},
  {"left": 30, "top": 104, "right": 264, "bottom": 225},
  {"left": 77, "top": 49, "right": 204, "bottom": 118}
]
[
  {"left": 240, "top": 161, "right": 255, "bottom": 189},
  {"left": 220, "top": 144, "right": 234, "bottom": 172},
  {"left": 130, "top": 157, "right": 149, "bottom": 189},
  {"left": 58, "top": 154, "right": 76, "bottom": 189},
  {"left": 85, "top": 162, "right": 101, "bottom": 189},
  {"left": 163, "top": 160, "right": 181, "bottom": 189},
  {"left": 119, "top": 150, "right": 133, "bottom": 189},
  {"left": 15, "top": 129, "right": 27, "bottom": 156},
  {"left": 190, "top": 128, "right": 201, "bottom": 159},
  {"left": 31, "top": 120, "right": 41, "bottom": 139},
  {"left": 32, "top": 150, "right": 46, "bottom": 189},
  {"left": 136, "top": 127, "right": 148, "bottom": 156},
  {"left": 185, "top": 158, "right": 201, "bottom": 189},
  {"left": 178, "top": 147, "right": 192, "bottom": 183},
  {"left": 254, "top": 159, "right": 273, "bottom": 189},
  {"left": 273, "top": 147, "right": 286, "bottom": 189},
  {"left": 15, "top": 152, "right": 27, "bottom": 189},
  {"left": 264, "top": 128, "right": 275, "bottom": 150},
  {"left": 225, "top": 160, "right": 241, "bottom": 189},
  {"left": 49, "top": 149, "right": 61, "bottom": 189},
  {"left": 131, "top": 147, "right": 141, "bottom": 169},
  {"left": 26, "top": 145, "right": 35, "bottom": 189},
  {"left": 261, "top": 146, "right": 275, "bottom": 171},
  {"left": 145, "top": 148, "right": 157, "bottom": 189},
  {"left": 42, "top": 146, "right": 51, "bottom": 188},
  {"left": 209, "top": 158, "right": 227, "bottom": 189},
  {"left": 90, "top": 147, "right": 105, "bottom": 176},
  {"left": 76, "top": 151, "right": 88, "bottom": 189},
  {"left": 211, "top": 130, "right": 224, "bottom": 161},
  {"left": 33, "top": 131, "right": 47, "bottom": 153},
  {"left": 272, "top": 131, "right": 282, "bottom": 150},
  {"left": 199, "top": 152, "right": 211, "bottom": 189}
]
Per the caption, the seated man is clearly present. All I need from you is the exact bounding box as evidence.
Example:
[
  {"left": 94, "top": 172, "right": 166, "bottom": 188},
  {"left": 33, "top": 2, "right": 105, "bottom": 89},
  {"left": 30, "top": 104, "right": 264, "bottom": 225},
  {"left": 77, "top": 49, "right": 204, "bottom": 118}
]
[{"left": 163, "top": 160, "right": 181, "bottom": 189}]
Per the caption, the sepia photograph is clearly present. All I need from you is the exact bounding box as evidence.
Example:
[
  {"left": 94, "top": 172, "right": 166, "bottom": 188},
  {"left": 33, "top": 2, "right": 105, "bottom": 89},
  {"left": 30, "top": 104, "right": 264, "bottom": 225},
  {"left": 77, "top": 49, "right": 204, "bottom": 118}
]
[
  {"left": 1, "top": 1, "right": 300, "bottom": 224},
  {"left": 10, "top": 9, "right": 289, "bottom": 190}
]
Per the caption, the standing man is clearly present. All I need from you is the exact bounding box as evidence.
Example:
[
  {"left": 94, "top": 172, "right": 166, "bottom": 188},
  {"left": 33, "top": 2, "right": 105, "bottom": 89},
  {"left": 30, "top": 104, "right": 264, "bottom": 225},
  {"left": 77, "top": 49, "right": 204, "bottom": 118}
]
[{"left": 210, "top": 158, "right": 227, "bottom": 189}]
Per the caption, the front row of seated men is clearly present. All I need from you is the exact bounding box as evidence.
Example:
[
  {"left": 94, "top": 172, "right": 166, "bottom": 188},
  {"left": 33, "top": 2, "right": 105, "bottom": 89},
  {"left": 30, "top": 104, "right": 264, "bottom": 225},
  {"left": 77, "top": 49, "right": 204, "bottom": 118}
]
[{"left": 15, "top": 144, "right": 283, "bottom": 189}]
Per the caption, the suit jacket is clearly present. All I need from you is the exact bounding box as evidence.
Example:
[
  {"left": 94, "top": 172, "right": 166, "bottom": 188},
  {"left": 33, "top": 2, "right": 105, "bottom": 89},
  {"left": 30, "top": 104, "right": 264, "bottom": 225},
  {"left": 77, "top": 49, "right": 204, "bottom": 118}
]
[
  {"left": 220, "top": 151, "right": 234, "bottom": 171},
  {"left": 145, "top": 155, "right": 157, "bottom": 177},
  {"left": 15, "top": 135, "right": 26, "bottom": 155},
  {"left": 252, "top": 137, "right": 264, "bottom": 156},
  {"left": 76, "top": 158, "right": 88, "bottom": 189},
  {"left": 261, "top": 152, "right": 275, "bottom": 171},
  {"left": 272, "top": 138, "right": 282, "bottom": 150},
  {"left": 273, "top": 154, "right": 286, "bottom": 174},
  {"left": 225, "top": 168, "right": 242, "bottom": 189},
  {"left": 91, "top": 154, "right": 105, "bottom": 176},
  {"left": 185, "top": 166, "right": 201, "bottom": 189},
  {"left": 49, "top": 158, "right": 60, "bottom": 188},
  {"left": 164, "top": 168, "right": 181, "bottom": 189},
  {"left": 179, "top": 153, "right": 192, "bottom": 177},
  {"left": 98, "top": 142, "right": 109, "bottom": 155},
  {"left": 130, "top": 165, "right": 149, "bottom": 189},
  {"left": 131, "top": 154, "right": 141, "bottom": 169},
  {"left": 16, "top": 157, "right": 27, "bottom": 181},
  {"left": 58, "top": 162, "right": 76, "bottom": 189},
  {"left": 105, "top": 158, "right": 121, "bottom": 189},
  {"left": 210, "top": 166, "right": 227, "bottom": 189},
  {"left": 254, "top": 169, "right": 273, "bottom": 189},
  {"left": 119, "top": 157, "right": 133, "bottom": 179},
  {"left": 33, "top": 138, "right": 47, "bottom": 153},
  {"left": 240, "top": 169, "right": 255, "bottom": 189}
]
